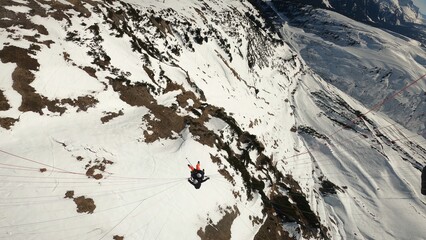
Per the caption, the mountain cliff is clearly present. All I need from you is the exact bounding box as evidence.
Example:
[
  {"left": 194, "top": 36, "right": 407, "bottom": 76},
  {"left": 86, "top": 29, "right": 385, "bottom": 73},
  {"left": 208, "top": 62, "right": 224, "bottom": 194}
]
[
  {"left": 271, "top": 0, "right": 426, "bottom": 45},
  {"left": 267, "top": 0, "right": 426, "bottom": 140}
]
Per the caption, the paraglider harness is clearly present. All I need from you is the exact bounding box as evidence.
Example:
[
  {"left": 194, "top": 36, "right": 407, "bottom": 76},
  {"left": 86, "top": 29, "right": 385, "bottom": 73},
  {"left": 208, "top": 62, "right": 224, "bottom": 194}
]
[{"left": 188, "top": 162, "right": 209, "bottom": 189}]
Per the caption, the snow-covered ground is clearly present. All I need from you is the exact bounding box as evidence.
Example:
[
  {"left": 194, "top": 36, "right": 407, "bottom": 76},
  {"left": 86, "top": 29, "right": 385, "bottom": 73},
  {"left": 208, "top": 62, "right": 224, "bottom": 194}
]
[
  {"left": 277, "top": 6, "right": 426, "bottom": 139},
  {"left": 0, "top": 0, "right": 425, "bottom": 239},
  {"left": 291, "top": 73, "right": 426, "bottom": 239}
]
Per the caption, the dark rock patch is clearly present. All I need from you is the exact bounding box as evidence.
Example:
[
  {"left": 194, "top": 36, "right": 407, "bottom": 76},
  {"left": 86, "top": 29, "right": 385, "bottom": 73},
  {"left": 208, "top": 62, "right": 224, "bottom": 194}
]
[
  {"left": 109, "top": 77, "right": 186, "bottom": 143},
  {"left": 82, "top": 66, "right": 97, "bottom": 78},
  {"left": 101, "top": 110, "right": 124, "bottom": 123},
  {"left": 0, "top": 117, "right": 17, "bottom": 129},
  {"left": 61, "top": 95, "right": 98, "bottom": 112},
  {"left": 64, "top": 190, "right": 75, "bottom": 199},
  {"left": 0, "top": 90, "right": 10, "bottom": 111},
  {"left": 296, "top": 125, "right": 329, "bottom": 140},
  {"left": 65, "top": 190, "right": 96, "bottom": 214},
  {"left": 319, "top": 179, "right": 342, "bottom": 196},
  {"left": 85, "top": 158, "right": 113, "bottom": 180},
  {"left": 197, "top": 206, "right": 239, "bottom": 240},
  {"left": 149, "top": 16, "right": 173, "bottom": 37},
  {"left": 73, "top": 196, "right": 96, "bottom": 214},
  {"left": 254, "top": 212, "right": 292, "bottom": 240},
  {"left": 0, "top": 45, "right": 39, "bottom": 70}
]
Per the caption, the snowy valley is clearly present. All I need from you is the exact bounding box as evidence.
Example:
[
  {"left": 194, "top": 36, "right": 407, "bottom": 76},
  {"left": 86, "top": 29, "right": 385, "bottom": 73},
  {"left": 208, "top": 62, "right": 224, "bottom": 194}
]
[{"left": 0, "top": 0, "right": 425, "bottom": 240}]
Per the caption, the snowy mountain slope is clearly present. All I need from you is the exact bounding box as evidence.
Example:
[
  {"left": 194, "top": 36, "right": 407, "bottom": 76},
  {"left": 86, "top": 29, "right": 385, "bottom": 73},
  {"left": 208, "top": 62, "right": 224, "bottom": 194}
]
[
  {"left": 289, "top": 72, "right": 426, "bottom": 240},
  {"left": 328, "top": 0, "right": 423, "bottom": 24},
  {"left": 0, "top": 0, "right": 326, "bottom": 239},
  {"left": 0, "top": 0, "right": 425, "bottom": 240},
  {"left": 268, "top": 4, "right": 426, "bottom": 139},
  {"left": 272, "top": 0, "right": 423, "bottom": 24},
  {"left": 270, "top": 0, "right": 426, "bottom": 46}
]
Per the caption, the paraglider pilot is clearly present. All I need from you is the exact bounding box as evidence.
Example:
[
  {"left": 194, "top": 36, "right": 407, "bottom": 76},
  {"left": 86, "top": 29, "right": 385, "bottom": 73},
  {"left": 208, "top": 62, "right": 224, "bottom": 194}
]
[
  {"left": 188, "top": 161, "right": 209, "bottom": 189},
  {"left": 422, "top": 166, "right": 426, "bottom": 195}
]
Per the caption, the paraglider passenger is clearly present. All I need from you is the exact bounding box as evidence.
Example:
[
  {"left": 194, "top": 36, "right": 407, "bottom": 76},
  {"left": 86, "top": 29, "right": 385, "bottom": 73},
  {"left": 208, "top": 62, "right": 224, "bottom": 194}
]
[{"left": 188, "top": 161, "right": 209, "bottom": 189}]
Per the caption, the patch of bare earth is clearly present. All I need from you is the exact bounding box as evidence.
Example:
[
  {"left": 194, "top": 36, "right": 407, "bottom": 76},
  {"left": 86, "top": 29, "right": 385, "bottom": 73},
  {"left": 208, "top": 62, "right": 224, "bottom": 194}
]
[
  {"left": 64, "top": 190, "right": 75, "bottom": 199},
  {"left": 0, "top": 52, "right": 18, "bottom": 124},
  {"left": 164, "top": 82, "right": 218, "bottom": 146},
  {"left": 0, "top": 46, "right": 65, "bottom": 114},
  {"left": 61, "top": 96, "right": 99, "bottom": 112},
  {"left": 254, "top": 211, "right": 293, "bottom": 240},
  {"left": 109, "top": 78, "right": 186, "bottom": 143},
  {"left": 218, "top": 169, "right": 235, "bottom": 186},
  {"left": 73, "top": 196, "right": 96, "bottom": 214},
  {"left": 64, "top": 190, "right": 96, "bottom": 214},
  {"left": 143, "top": 65, "right": 156, "bottom": 83},
  {"left": 149, "top": 16, "right": 174, "bottom": 37},
  {"left": 85, "top": 158, "right": 113, "bottom": 180},
  {"left": 0, "top": 117, "right": 17, "bottom": 129},
  {"left": 0, "top": 45, "right": 39, "bottom": 70},
  {"left": 143, "top": 105, "right": 185, "bottom": 142},
  {"left": 101, "top": 110, "right": 124, "bottom": 123},
  {"left": 197, "top": 206, "right": 239, "bottom": 240},
  {"left": 82, "top": 66, "right": 97, "bottom": 78},
  {"left": 250, "top": 215, "right": 263, "bottom": 226},
  {"left": 0, "top": 90, "right": 10, "bottom": 110},
  {"left": 210, "top": 154, "right": 236, "bottom": 186}
]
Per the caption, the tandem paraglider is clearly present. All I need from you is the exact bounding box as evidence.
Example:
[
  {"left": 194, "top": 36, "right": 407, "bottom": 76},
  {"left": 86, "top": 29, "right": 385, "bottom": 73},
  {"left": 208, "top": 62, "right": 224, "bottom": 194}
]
[{"left": 187, "top": 161, "right": 209, "bottom": 189}]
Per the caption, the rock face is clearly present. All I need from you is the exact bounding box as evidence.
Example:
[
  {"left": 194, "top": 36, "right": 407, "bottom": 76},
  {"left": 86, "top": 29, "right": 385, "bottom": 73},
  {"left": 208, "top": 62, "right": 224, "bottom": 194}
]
[
  {"left": 272, "top": 0, "right": 426, "bottom": 44},
  {"left": 268, "top": 0, "right": 426, "bottom": 138},
  {"left": 325, "top": 0, "right": 422, "bottom": 25},
  {"left": 275, "top": 0, "right": 422, "bottom": 24}
]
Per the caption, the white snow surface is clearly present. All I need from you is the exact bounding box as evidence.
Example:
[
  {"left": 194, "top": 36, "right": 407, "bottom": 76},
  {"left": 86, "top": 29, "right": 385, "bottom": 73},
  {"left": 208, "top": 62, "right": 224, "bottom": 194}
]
[
  {"left": 278, "top": 7, "right": 426, "bottom": 138},
  {"left": 0, "top": 0, "right": 425, "bottom": 240},
  {"left": 4, "top": 5, "right": 31, "bottom": 13}
]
